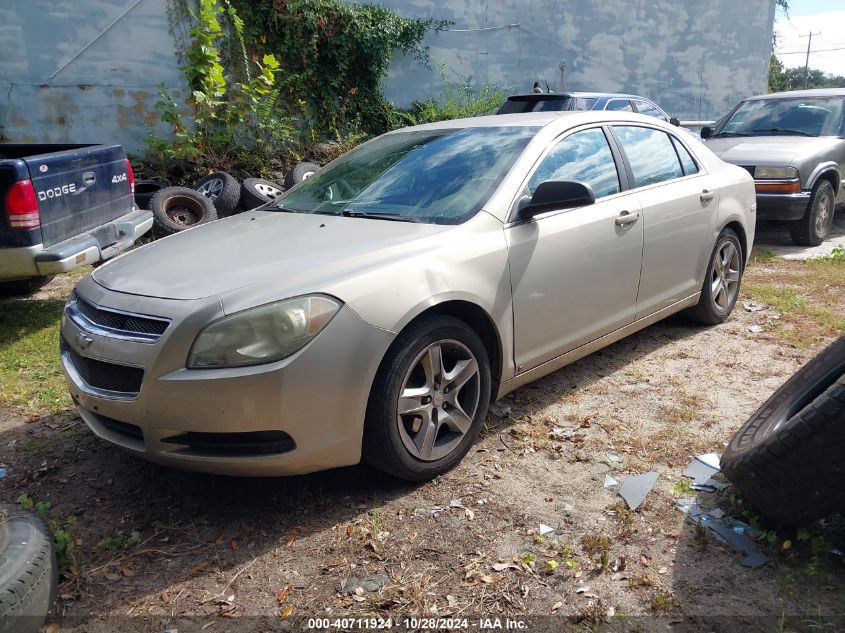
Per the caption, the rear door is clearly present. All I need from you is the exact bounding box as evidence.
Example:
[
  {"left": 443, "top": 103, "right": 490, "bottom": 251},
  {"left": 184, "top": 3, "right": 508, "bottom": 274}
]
[
  {"left": 25, "top": 145, "right": 133, "bottom": 247},
  {"left": 609, "top": 125, "right": 717, "bottom": 317},
  {"left": 507, "top": 126, "right": 644, "bottom": 372}
]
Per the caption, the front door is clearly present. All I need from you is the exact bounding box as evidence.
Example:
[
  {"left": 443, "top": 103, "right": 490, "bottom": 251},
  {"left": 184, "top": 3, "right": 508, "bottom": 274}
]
[{"left": 507, "top": 127, "right": 644, "bottom": 373}]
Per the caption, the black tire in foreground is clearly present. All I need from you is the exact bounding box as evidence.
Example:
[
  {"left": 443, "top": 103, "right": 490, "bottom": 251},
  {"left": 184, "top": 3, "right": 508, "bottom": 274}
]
[
  {"left": 0, "top": 276, "right": 53, "bottom": 297},
  {"left": 193, "top": 171, "right": 241, "bottom": 218},
  {"left": 240, "top": 178, "right": 285, "bottom": 210},
  {"left": 362, "top": 315, "right": 491, "bottom": 481},
  {"left": 721, "top": 336, "right": 845, "bottom": 527},
  {"left": 149, "top": 187, "right": 218, "bottom": 237},
  {"left": 685, "top": 227, "right": 743, "bottom": 325},
  {"left": 0, "top": 505, "right": 57, "bottom": 633},
  {"left": 133, "top": 179, "right": 170, "bottom": 211},
  {"left": 790, "top": 179, "right": 835, "bottom": 247},
  {"left": 283, "top": 162, "right": 320, "bottom": 189}
]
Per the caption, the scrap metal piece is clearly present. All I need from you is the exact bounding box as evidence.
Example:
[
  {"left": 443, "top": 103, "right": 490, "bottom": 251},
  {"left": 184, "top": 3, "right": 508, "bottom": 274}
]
[
  {"left": 699, "top": 515, "right": 769, "bottom": 568},
  {"left": 618, "top": 472, "right": 658, "bottom": 510},
  {"left": 604, "top": 474, "right": 619, "bottom": 488}
]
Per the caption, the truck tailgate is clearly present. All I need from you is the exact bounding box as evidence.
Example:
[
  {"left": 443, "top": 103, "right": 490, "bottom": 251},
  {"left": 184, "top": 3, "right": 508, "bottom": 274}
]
[{"left": 26, "top": 145, "right": 133, "bottom": 247}]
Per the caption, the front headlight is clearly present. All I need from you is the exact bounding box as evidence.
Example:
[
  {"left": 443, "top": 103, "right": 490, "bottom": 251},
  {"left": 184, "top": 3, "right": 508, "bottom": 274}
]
[
  {"left": 187, "top": 295, "right": 342, "bottom": 368},
  {"left": 754, "top": 166, "right": 798, "bottom": 180}
]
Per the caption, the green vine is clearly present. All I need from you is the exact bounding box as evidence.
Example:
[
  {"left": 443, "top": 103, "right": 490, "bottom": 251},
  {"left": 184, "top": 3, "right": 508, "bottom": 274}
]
[{"left": 230, "top": 0, "right": 451, "bottom": 137}]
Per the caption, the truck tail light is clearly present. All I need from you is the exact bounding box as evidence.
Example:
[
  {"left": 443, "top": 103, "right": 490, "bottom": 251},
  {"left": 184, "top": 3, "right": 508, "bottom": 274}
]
[
  {"left": 125, "top": 158, "right": 135, "bottom": 194},
  {"left": 5, "top": 180, "right": 41, "bottom": 229}
]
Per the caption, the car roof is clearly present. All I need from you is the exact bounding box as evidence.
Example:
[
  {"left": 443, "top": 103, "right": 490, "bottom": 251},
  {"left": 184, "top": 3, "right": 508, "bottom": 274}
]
[
  {"left": 746, "top": 88, "right": 845, "bottom": 100},
  {"left": 387, "top": 110, "right": 671, "bottom": 133},
  {"left": 505, "top": 92, "right": 652, "bottom": 100}
]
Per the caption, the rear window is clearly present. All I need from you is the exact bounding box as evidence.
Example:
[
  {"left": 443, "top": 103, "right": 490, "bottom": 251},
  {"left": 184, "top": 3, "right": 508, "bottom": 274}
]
[{"left": 497, "top": 96, "right": 574, "bottom": 114}]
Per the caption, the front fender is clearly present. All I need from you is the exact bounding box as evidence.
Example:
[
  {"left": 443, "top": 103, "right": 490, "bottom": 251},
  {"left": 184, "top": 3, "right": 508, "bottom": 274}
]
[{"left": 806, "top": 161, "right": 841, "bottom": 194}]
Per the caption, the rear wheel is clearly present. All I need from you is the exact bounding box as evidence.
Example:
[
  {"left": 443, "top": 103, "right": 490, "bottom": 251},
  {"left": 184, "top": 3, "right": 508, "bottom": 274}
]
[
  {"left": 363, "top": 315, "right": 491, "bottom": 481},
  {"left": 790, "top": 179, "right": 835, "bottom": 246},
  {"left": 685, "top": 228, "right": 743, "bottom": 325}
]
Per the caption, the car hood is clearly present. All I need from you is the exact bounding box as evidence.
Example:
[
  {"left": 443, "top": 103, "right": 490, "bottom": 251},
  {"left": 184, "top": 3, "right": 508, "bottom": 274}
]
[
  {"left": 93, "top": 211, "right": 450, "bottom": 300},
  {"left": 705, "top": 136, "right": 840, "bottom": 166}
]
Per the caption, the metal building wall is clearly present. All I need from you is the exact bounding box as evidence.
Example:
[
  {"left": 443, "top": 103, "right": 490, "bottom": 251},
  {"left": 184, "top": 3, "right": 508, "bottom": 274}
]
[
  {"left": 372, "top": 0, "right": 777, "bottom": 121},
  {"left": 0, "top": 0, "right": 186, "bottom": 152}
]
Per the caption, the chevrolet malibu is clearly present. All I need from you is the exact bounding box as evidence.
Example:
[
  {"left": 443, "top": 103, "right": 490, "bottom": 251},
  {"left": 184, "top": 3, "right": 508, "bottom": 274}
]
[{"left": 61, "top": 111, "right": 755, "bottom": 481}]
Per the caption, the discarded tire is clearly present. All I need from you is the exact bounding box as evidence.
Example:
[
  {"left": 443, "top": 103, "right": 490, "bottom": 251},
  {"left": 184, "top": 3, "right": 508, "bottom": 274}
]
[
  {"left": 133, "top": 179, "right": 170, "bottom": 210},
  {"left": 0, "top": 505, "right": 58, "bottom": 633},
  {"left": 283, "top": 162, "right": 320, "bottom": 189},
  {"left": 193, "top": 171, "right": 240, "bottom": 218},
  {"left": 721, "top": 336, "right": 845, "bottom": 526},
  {"left": 150, "top": 187, "right": 218, "bottom": 237},
  {"left": 240, "top": 178, "right": 285, "bottom": 210}
]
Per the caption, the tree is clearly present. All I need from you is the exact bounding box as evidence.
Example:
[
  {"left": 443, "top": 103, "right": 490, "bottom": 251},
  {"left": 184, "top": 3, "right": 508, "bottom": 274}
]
[{"left": 768, "top": 55, "right": 845, "bottom": 92}]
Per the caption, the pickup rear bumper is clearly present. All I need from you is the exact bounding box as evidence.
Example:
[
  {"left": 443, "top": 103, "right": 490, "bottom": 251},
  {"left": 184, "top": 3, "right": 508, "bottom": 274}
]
[{"left": 0, "top": 208, "right": 152, "bottom": 281}]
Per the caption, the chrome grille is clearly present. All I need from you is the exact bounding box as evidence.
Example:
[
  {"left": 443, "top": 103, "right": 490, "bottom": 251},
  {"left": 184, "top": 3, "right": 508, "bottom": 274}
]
[{"left": 67, "top": 294, "right": 169, "bottom": 342}]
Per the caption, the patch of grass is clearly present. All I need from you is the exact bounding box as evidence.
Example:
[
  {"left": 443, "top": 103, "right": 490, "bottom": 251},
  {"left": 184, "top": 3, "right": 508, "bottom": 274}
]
[
  {"left": 743, "top": 284, "right": 805, "bottom": 314},
  {"left": 18, "top": 493, "right": 78, "bottom": 575},
  {"left": 750, "top": 247, "right": 779, "bottom": 263},
  {"left": 651, "top": 591, "right": 675, "bottom": 611},
  {"left": 100, "top": 530, "right": 142, "bottom": 550},
  {"left": 0, "top": 297, "right": 70, "bottom": 414}
]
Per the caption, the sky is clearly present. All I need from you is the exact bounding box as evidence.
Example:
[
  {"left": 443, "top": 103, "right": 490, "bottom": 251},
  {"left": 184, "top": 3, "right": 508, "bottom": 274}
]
[{"left": 775, "top": 1, "right": 845, "bottom": 76}]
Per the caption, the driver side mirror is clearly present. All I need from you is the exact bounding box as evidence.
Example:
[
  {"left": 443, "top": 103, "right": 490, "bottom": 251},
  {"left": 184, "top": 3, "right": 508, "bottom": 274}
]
[
  {"left": 700, "top": 126, "right": 713, "bottom": 140},
  {"left": 669, "top": 117, "right": 681, "bottom": 127},
  {"left": 518, "top": 181, "right": 595, "bottom": 221}
]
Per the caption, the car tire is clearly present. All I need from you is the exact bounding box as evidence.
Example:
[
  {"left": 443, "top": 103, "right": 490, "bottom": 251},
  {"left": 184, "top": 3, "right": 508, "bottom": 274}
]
[
  {"left": 0, "top": 276, "right": 53, "bottom": 297},
  {"left": 721, "top": 336, "right": 845, "bottom": 526},
  {"left": 362, "top": 315, "right": 491, "bottom": 482},
  {"left": 790, "top": 179, "right": 835, "bottom": 247},
  {"left": 685, "top": 227, "right": 743, "bottom": 325},
  {"left": 283, "top": 162, "right": 320, "bottom": 189},
  {"left": 133, "top": 179, "right": 170, "bottom": 211},
  {"left": 150, "top": 187, "right": 218, "bottom": 237},
  {"left": 0, "top": 504, "right": 58, "bottom": 633},
  {"left": 240, "top": 178, "right": 285, "bottom": 210},
  {"left": 193, "top": 171, "right": 241, "bottom": 218}
]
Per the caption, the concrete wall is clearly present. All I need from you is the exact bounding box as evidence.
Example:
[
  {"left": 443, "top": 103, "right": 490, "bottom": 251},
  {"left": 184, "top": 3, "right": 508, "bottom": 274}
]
[
  {"left": 0, "top": 0, "right": 186, "bottom": 153},
  {"left": 372, "top": 0, "right": 776, "bottom": 121},
  {"left": 0, "top": 0, "right": 775, "bottom": 150}
]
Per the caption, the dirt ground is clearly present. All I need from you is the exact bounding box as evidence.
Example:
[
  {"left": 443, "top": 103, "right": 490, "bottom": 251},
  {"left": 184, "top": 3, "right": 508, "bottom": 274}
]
[{"left": 1, "top": 252, "right": 843, "bottom": 633}]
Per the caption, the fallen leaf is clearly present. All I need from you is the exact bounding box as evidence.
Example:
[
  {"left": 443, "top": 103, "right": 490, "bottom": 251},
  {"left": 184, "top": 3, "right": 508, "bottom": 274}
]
[
  {"left": 191, "top": 560, "right": 210, "bottom": 574},
  {"left": 346, "top": 525, "right": 353, "bottom": 537},
  {"left": 639, "top": 554, "right": 651, "bottom": 567},
  {"left": 46, "top": 625, "right": 59, "bottom": 633},
  {"left": 279, "top": 605, "right": 294, "bottom": 619},
  {"left": 119, "top": 565, "right": 134, "bottom": 577},
  {"left": 479, "top": 575, "right": 495, "bottom": 584},
  {"left": 579, "top": 418, "right": 591, "bottom": 428},
  {"left": 658, "top": 567, "right": 667, "bottom": 575},
  {"left": 230, "top": 539, "right": 239, "bottom": 550},
  {"left": 277, "top": 584, "right": 291, "bottom": 605},
  {"left": 286, "top": 532, "right": 296, "bottom": 548},
  {"left": 161, "top": 591, "right": 170, "bottom": 603},
  {"left": 551, "top": 601, "right": 563, "bottom": 612}
]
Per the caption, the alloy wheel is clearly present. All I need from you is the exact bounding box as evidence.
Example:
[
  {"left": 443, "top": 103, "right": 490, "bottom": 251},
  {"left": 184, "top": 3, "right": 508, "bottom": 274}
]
[
  {"left": 710, "top": 239, "right": 740, "bottom": 311},
  {"left": 255, "top": 182, "right": 282, "bottom": 199},
  {"left": 196, "top": 178, "right": 224, "bottom": 201},
  {"left": 396, "top": 339, "right": 481, "bottom": 462},
  {"left": 814, "top": 187, "right": 834, "bottom": 237}
]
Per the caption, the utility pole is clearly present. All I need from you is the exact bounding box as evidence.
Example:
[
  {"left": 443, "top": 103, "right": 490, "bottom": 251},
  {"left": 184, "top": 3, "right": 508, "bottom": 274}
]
[{"left": 799, "top": 31, "right": 821, "bottom": 88}]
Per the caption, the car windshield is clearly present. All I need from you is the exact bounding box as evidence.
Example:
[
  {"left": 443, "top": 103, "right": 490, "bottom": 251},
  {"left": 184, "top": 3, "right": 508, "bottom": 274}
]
[
  {"left": 275, "top": 126, "right": 538, "bottom": 224},
  {"left": 715, "top": 97, "right": 845, "bottom": 137}
]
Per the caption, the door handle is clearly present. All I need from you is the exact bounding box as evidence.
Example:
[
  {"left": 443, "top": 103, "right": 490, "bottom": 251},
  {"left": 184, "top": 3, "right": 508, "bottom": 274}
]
[
  {"left": 615, "top": 210, "right": 640, "bottom": 226},
  {"left": 82, "top": 172, "right": 96, "bottom": 186},
  {"left": 700, "top": 189, "right": 715, "bottom": 204}
]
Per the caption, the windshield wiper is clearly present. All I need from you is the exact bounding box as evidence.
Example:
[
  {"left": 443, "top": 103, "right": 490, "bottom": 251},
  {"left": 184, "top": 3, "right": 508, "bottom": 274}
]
[
  {"left": 340, "top": 209, "right": 421, "bottom": 223},
  {"left": 713, "top": 132, "right": 752, "bottom": 138},
  {"left": 752, "top": 128, "right": 815, "bottom": 137}
]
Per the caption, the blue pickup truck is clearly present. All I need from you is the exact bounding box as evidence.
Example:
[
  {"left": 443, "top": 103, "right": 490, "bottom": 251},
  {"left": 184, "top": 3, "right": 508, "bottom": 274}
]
[{"left": 0, "top": 144, "right": 152, "bottom": 294}]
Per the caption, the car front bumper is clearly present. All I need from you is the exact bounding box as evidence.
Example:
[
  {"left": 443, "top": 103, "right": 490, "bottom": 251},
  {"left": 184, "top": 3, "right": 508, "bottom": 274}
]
[
  {"left": 755, "top": 191, "right": 811, "bottom": 222},
  {"left": 0, "top": 208, "right": 153, "bottom": 281},
  {"left": 60, "top": 276, "right": 394, "bottom": 476}
]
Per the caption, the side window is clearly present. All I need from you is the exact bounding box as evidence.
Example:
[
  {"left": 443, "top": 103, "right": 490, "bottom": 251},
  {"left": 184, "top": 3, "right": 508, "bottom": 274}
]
[
  {"left": 671, "top": 136, "right": 699, "bottom": 176},
  {"left": 528, "top": 128, "right": 620, "bottom": 199},
  {"left": 613, "top": 126, "right": 684, "bottom": 187},
  {"left": 634, "top": 100, "right": 665, "bottom": 120},
  {"left": 605, "top": 99, "right": 634, "bottom": 112}
]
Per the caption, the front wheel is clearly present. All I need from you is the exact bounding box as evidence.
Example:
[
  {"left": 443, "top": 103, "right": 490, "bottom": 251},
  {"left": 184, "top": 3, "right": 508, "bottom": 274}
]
[
  {"left": 363, "top": 315, "right": 491, "bottom": 481},
  {"left": 790, "top": 179, "right": 835, "bottom": 246},
  {"left": 685, "top": 227, "right": 743, "bottom": 325}
]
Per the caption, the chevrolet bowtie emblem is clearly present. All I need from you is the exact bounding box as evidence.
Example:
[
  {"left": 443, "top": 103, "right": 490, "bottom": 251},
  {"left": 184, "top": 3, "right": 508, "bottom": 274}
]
[{"left": 75, "top": 332, "right": 94, "bottom": 350}]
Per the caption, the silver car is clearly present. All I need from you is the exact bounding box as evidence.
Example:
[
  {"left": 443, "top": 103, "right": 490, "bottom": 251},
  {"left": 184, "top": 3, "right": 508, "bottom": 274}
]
[
  {"left": 61, "top": 112, "right": 755, "bottom": 481},
  {"left": 703, "top": 88, "right": 845, "bottom": 246}
]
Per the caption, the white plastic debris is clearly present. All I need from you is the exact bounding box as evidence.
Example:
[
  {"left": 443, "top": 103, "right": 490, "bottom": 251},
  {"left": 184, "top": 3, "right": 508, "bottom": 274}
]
[
  {"left": 603, "top": 474, "right": 619, "bottom": 488},
  {"left": 539, "top": 524, "right": 555, "bottom": 536}
]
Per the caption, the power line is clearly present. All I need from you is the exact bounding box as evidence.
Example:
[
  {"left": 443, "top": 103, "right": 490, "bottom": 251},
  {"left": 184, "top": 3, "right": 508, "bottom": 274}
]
[{"left": 779, "top": 46, "right": 845, "bottom": 54}]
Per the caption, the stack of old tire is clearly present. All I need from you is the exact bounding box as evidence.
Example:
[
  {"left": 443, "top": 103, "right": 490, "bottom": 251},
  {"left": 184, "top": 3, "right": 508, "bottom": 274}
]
[
  {"left": 0, "top": 505, "right": 57, "bottom": 633},
  {"left": 132, "top": 162, "right": 320, "bottom": 238},
  {"left": 721, "top": 336, "right": 845, "bottom": 526}
]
